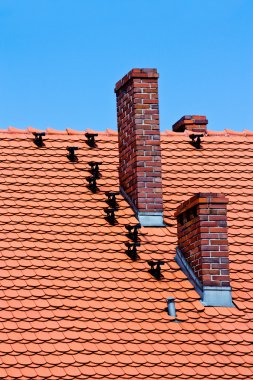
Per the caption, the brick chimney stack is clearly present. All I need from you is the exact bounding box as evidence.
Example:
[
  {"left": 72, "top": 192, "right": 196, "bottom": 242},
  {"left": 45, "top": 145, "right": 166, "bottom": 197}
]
[
  {"left": 175, "top": 193, "right": 233, "bottom": 307},
  {"left": 115, "top": 68, "right": 163, "bottom": 226},
  {"left": 172, "top": 115, "right": 208, "bottom": 134}
]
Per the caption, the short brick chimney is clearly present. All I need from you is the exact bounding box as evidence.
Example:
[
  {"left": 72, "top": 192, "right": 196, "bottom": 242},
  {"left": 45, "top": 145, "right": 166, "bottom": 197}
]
[
  {"left": 115, "top": 68, "right": 163, "bottom": 226},
  {"left": 172, "top": 115, "right": 208, "bottom": 134},
  {"left": 175, "top": 193, "right": 233, "bottom": 306}
]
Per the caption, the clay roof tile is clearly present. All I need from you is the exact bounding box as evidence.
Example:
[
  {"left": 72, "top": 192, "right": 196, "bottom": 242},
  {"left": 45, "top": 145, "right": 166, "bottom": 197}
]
[{"left": 0, "top": 128, "right": 251, "bottom": 379}]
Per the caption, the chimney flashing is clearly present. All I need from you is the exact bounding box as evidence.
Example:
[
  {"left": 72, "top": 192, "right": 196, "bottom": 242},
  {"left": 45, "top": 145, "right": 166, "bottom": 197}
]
[
  {"left": 138, "top": 211, "right": 164, "bottom": 227},
  {"left": 202, "top": 286, "right": 233, "bottom": 307},
  {"left": 175, "top": 247, "right": 233, "bottom": 307},
  {"left": 120, "top": 187, "right": 164, "bottom": 227},
  {"left": 175, "top": 247, "right": 203, "bottom": 296}
]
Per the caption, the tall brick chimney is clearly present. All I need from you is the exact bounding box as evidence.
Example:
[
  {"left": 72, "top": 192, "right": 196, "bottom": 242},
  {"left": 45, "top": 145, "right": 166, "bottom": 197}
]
[
  {"left": 175, "top": 193, "right": 233, "bottom": 306},
  {"left": 115, "top": 68, "right": 163, "bottom": 226},
  {"left": 172, "top": 115, "right": 208, "bottom": 133}
]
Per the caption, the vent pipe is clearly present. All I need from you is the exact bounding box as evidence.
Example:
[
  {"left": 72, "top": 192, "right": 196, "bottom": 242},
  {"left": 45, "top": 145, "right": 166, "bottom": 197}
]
[{"left": 166, "top": 297, "right": 176, "bottom": 317}]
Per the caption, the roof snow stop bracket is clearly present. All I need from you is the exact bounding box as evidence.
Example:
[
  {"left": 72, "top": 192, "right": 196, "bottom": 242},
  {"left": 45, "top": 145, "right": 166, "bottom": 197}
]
[
  {"left": 88, "top": 161, "right": 102, "bottom": 179},
  {"left": 86, "top": 176, "right": 98, "bottom": 192},
  {"left": 189, "top": 134, "right": 204, "bottom": 149},
  {"left": 148, "top": 260, "right": 164, "bottom": 280},
  {"left": 34, "top": 132, "right": 46, "bottom": 147},
  {"left": 85, "top": 133, "right": 98, "bottom": 148},
  {"left": 67, "top": 147, "right": 79, "bottom": 161},
  {"left": 105, "top": 208, "right": 117, "bottom": 225},
  {"left": 125, "top": 224, "right": 141, "bottom": 243},
  {"left": 105, "top": 191, "right": 120, "bottom": 209},
  {"left": 125, "top": 241, "right": 140, "bottom": 261}
]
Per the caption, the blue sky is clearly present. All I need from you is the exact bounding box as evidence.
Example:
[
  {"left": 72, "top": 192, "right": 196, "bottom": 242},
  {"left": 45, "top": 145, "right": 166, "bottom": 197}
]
[{"left": 0, "top": 0, "right": 252, "bottom": 132}]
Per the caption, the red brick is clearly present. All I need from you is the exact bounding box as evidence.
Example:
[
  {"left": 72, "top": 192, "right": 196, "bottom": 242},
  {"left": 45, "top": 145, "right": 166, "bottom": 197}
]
[
  {"left": 211, "top": 240, "right": 228, "bottom": 245},
  {"left": 210, "top": 252, "right": 229, "bottom": 257},
  {"left": 212, "top": 276, "right": 230, "bottom": 281},
  {"left": 176, "top": 193, "right": 230, "bottom": 288},
  {"left": 115, "top": 68, "right": 163, "bottom": 214}
]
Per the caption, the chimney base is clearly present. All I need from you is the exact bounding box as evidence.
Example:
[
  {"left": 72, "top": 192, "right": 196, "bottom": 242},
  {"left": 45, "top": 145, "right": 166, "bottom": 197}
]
[
  {"left": 175, "top": 247, "right": 234, "bottom": 307},
  {"left": 120, "top": 187, "right": 164, "bottom": 227}
]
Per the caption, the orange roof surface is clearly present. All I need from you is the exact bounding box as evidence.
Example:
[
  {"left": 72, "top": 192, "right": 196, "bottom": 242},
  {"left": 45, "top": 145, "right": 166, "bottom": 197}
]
[{"left": 0, "top": 127, "right": 253, "bottom": 379}]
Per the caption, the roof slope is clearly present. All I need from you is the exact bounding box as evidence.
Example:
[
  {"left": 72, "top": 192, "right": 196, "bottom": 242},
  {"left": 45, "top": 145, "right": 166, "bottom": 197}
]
[{"left": 0, "top": 128, "right": 253, "bottom": 379}]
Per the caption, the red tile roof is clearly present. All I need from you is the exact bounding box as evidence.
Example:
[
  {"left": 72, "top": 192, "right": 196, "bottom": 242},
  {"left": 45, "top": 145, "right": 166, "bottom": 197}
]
[{"left": 0, "top": 127, "right": 253, "bottom": 379}]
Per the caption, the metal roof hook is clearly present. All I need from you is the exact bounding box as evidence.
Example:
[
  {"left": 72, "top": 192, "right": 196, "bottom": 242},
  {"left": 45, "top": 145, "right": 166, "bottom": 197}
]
[
  {"left": 189, "top": 134, "right": 204, "bottom": 149},
  {"left": 34, "top": 132, "right": 45, "bottom": 147},
  {"left": 85, "top": 132, "right": 98, "bottom": 148},
  {"left": 67, "top": 146, "right": 78, "bottom": 162},
  {"left": 88, "top": 161, "right": 102, "bottom": 179},
  {"left": 148, "top": 260, "right": 164, "bottom": 280}
]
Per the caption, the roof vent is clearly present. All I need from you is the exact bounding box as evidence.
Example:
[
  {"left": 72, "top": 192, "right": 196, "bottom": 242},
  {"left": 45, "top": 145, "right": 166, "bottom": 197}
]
[
  {"left": 88, "top": 161, "right": 102, "bottom": 179},
  {"left": 125, "top": 241, "right": 140, "bottom": 261},
  {"left": 67, "top": 147, "right": 78, "bottom": 162},
  {"left": 189, "top": 134, "right": 203, "bottom": 149},
  {"left": 34, "top": 132, "right": 45, "bottom": 147},
  {"left": 125, "top": 224, "right": 141, "bottom": 243},
  {"left": 166, "top": 297, "right": 177, "bottom": 318},
  {"left": 85, "top": 132, "right": 98, "bottom": 148},
  {"left": 105, "top": 191, "right": 120, "bottom": 209},
  {"left": 148, "top": 260, "right": 164, "bottom": 280}
]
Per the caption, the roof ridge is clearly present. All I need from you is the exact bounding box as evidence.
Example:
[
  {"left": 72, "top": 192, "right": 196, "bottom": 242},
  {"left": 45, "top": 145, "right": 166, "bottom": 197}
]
[
  {"left": 0, "top": 127, "right": 117, "bottom": 136},
  {"left": 224, "top": 129, "right": 252, "bottom": 137},
  {"left": 0, "top": 127, "right": 251, "bottom": 137},
  {"left": 163, "top": 129, "right": 253, "bottom": 137}
]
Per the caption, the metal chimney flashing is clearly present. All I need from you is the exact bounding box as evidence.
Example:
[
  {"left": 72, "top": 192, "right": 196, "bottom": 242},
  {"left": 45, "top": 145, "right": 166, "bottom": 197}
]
[
  {"left": 201, "top": 286, "right": 234, "bottom": 307},
  {"left": 175, "top": 247, "right": 234, "bottom": 307},
  {"left": 120, "top": 187, "right": 165, "bottom": 227},
  {"left": 138, "top": 212, "right": 164, "bottom": 227}
]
